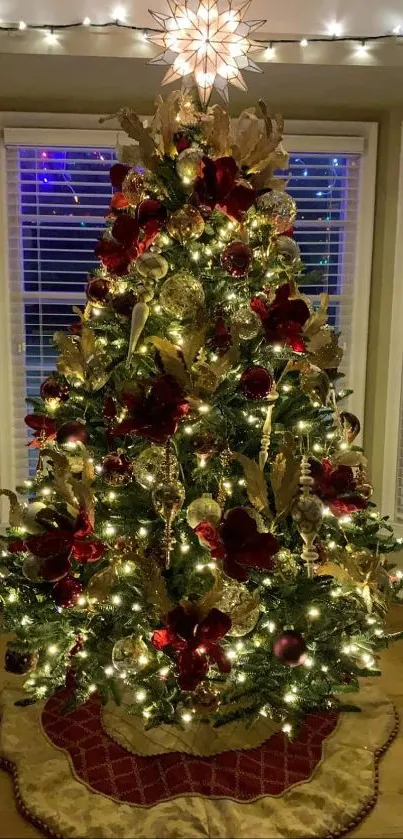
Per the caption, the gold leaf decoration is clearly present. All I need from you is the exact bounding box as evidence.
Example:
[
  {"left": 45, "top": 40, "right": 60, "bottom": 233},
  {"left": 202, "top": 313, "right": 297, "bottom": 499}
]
[
  {"left": 0, "top": 490, "right": 23, "bottom": 528},
  {"left": 210, "top": 328, "right": 240, "bottom": 381},
  {"left": 100, "top": 108, "right": 159, "bottom": 170},
  {"left": 303, "top": 293, "right": 329, "bottom": 339},
  {"left": 300, "top": 366, "right": 331, "bottom": 405},
  {"left": 87, "top": 563, "right": 118, "bottom": 607},
  {"left": 201, "top": 104, "right": 231, "bottom": 158},
  {"left": 41, "top": 448, "right": 78, "bottom": 510},
  {"left": 133, "top": 547, "right": 173, "bottom": 617},
  {"left": 308, "top": 328, "right": 343, "bottom": 371},
  {"left": 54, "top": 327, "right": 111, "bottom": 392},
  {"left": 181, "top": 324, "right": 207, "bottom": 369},
  {"left": 148, "top": 336, "right": 191, "bottom": 390},
  {"left": 233, "top": 453, "right": 270, "bottom": 515},
  {"left": 270, "top": 432, "right": 300, "bottom": 518},
  {"left": 54, "top": 333, "right": 85, "bottom": 382}
]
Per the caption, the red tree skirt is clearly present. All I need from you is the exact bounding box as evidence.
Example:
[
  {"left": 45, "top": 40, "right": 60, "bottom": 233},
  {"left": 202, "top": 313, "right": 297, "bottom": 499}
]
[{"left": 42, "top": 688, "right": 338, "bottom": 804}]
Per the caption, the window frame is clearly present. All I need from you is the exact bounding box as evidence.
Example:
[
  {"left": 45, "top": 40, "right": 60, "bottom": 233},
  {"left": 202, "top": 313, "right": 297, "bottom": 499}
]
[{"left": 0, "top": 114, "right": 378, "bottom": 502}]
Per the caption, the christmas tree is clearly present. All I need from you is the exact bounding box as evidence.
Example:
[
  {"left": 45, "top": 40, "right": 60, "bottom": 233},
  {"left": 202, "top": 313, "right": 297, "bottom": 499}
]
[{"left": 1, "top": 89, "right": 402, "bottom": 734}]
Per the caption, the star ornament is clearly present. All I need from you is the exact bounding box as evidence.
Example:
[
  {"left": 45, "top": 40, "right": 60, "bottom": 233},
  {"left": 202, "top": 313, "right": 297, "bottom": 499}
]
[{"left": 148, "top": 0, "right": 265, "bottom": 106}]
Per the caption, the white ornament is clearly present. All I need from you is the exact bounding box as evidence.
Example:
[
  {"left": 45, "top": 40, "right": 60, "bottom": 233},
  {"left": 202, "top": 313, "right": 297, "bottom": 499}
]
[{"left": 148, "top": 0, "right": 265, "bottom": 106}]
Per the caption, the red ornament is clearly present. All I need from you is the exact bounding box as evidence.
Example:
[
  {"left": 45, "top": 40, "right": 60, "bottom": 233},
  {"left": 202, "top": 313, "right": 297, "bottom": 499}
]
[
  {"left": 311, "top": 458, "right": 368, "bottom": 517},
  {"left": 240, "top": 366, "right": 273, "bottom": 400},
  {"left": 194, "top": 156, "right": 256, "bottom": 222},
  {"left": 137, "top": 199, "right": 167, "bottom": 230},
  {"left": 112, "top": 214, "right": 139, "bottom": 246},
  {"left": 111, "top": 289, "right": 137, "bottom": 317},
  {"left": 110, "top": 192, "right": 129, "bottom": 211},
  {"left": 111, "top": 375, "right": 190, "bottom": 445},
  {"left": 110, "top": 163, "right": 131, "bottom": 190},
  {"left": 209, "top": 317, "right": 232, "bottom": 355},
  {"left": 221, "top": 240, "right": 253, "bottom": 277},
  {"left": 52, "top": 577, "right": 83, "bottom": 608},
  {"left": 56, "top": 420, "right": 88, "bottom": 446},
  {"left": 196, "top": 507, "right": 279, "bottom": 582},
  {"left": 95, "top": 238, "right": 138, "bottom": 275},
  {"left": 40, "top": 377, "right": 70, "bottom": 403},
  {"left": 86, "top": 278, "right": 110, "bottom": 306},
  {"left": 152, "top": 605, "right": 232, "bottom": 692},
  {"left": 176, "top": 134, "right": 192, "bottom": 153},
  {"left": 40, "top": 554, "right": 71, "bottom": 583},
  {"left": 102, "top": 452, "right": 132, "bottom": 485},
  {"left": 273, "top": 630, "right": 307, "bottom": 666},
  {"left": 24, "top": 414, "right": 56, "bottom": 448},
  {"left": 251, "top": 283, "right": 310, "bottom": 352}
]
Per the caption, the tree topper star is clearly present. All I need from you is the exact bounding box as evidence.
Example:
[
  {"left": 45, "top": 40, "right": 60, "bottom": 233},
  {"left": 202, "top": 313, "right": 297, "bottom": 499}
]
[{"left": 148, "top": 0, "right": 265, "bottom": 106}]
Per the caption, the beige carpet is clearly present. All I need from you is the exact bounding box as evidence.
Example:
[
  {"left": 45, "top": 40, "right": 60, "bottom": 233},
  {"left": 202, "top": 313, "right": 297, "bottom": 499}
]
[{"left": 0, "top": 609, "right": 403, "bottom": 839}]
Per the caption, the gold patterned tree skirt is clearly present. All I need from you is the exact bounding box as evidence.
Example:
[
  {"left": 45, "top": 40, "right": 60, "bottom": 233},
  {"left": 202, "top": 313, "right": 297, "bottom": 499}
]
[{"left": 0, "top": 682, "right": 398, "bottom": 839}]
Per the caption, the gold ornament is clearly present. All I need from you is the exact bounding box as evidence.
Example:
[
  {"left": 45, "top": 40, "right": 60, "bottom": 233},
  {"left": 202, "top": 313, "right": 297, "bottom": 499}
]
[
  {"left": 176, "top": 148, "right": 203, "bottom": 183},
  {"left": 231, "top": 307, "right": 261, "bottom": 340},
  {"left": 159, "top": 271, "right": 205, "bottom": 319},
  {"left": 186, "top": 494, "right": 222, "bottom": 529},
  {"left": 276, "top": 549, "right": 299, "bottom": 577},
  {"left": 86, "top": 563, "right": 119, "bottom": 607},
  {"left": 300, "top": 365, "right": 330, "bottom": 406},
  {"left": 152, "top": 479, "right": 185, "bottom": 521},
  {"left": 256, "top": 190, "right": 297, "bottom": 234},
  {"left": 21, "top": 501, "right": 47, "bottom": 534},
  {"left": 291, "top": 456, "right": 324, "bottom": 578},
  {"left": 275, "top": 235, "right": 300, "bottom": 262},
  {"left": 135, "top": 252, "right": 169, "bottom": 282},
  {"left": 112, "top": 635, "right": 149, "bottom": 674},
  {"left": 167, "top": 205, "right": 205, "bottom": 244},
  {"left": 192, "top": 360, "right": 219, "bottom": 397},
  {"left": 66, "top": 453, "right": 85, "bottom": 474},
  {"left": 215, "top": 578, "right": 260, "bottom": 637},
  {"left": 133, "top": 445, "right": 178, "bottom": 491},
  {"left": 193, "top": 683, "right": 220, "bottom": 714},
  {"left": 340, "top": 411, "right": 361, "bottom": 444},
  {"left": 122, "top": 170, "right": 145, "bottom": 208}
]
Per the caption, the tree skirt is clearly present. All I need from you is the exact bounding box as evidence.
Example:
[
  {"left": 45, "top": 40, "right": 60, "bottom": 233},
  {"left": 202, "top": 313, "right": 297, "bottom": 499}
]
[{"left": 0, "top": 683, "right": 398, "bottom": 839}]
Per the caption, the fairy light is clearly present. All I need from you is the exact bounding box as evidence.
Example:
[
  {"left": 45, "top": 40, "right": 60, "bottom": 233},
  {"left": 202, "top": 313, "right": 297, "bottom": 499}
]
[
  {"left": 88, "top": 684, "right": 97, "bottom": 693},
  {"left": 47, "top": 645, "right": 58, "bottom": 655},
  {"left": 284, "top": 691, "right": 297, "bottom": 704},
  {"left": 24, "top": 479, "right": 33, "bottom": 488},
  {"left": 132, "top": 602, "right": 141, "bottom": 612},
  {"left": 327, "top": 21, "right": 343, "bottom": 37},
  {"left": 300, "top": 38, "right": 308, "bottom": 47},
  {"left": 136, "top": 689, "right": 146, "bottom": 702},
  {"left": 104, "top": 666, "right": 114, "bottom": 676},
  {"left": 321, "top": 665, "right": 329, "bottom": 673},
  {"left": 237, "top": 673, "right": 246, "bottom": 683},
  {"left": 198, "top": 404, "right": 210, "bottom": 414},
  {"left": 307, "top": 607, "right": 320, "bottom": 619},
  {"left": 83, "top": 16, "right": 91, "bottom": 26},
  {"left": 265, "top": 43, "right": 275, "bottom": 59},
  {"left": 108, "top": 491, "right": 117, "bottom": 502},
  {"left": 282, "top": 384, "right": 292, "bottom": 393},
  {"left": 77, "top": 596, "right": 87, "bottom": 606},
  {"left": 159, "top": 666, "right": 170, "bottom": 678},
  {"left": 19, "top": 20, "right": 27, "bottom": 30},
  {"left": 138, "top": 654, "right": 149, "bottom": 666},
  {"left": 182, "top": 712, "right": 192, "bottom": 723},
  {"left": 356, "top": 40, "right": 368, "bottom": 55},
  {"left": 328, "top": 540, "right": 336, "bottom": 549},
  {"left": 112, "top": 5, "right": 126, "bottom": 22},
  {"left": 339, "top": 515, "right": 352, "bottom": 526},
  {"left": 20, "top": 615, "right": 32, "bottom": 626},
  {"left": 226, "top": 649, "right": 237, "bottom": 661},
  {"left": 266, "top": 621, "right": 276, "bottom": 633},
  {"left": 105, "top": 523, "right": 116, "bottom": 536},
  {"left": 45, "top": 29, "right": 58, "bottom": 45},
  {"left": 112, "top": 594, "right": 122, "bottom": 605},
  {"left": 303, "top": 656, "right": 314, "bottom": 669},
  {"left": 8, "top": 592, "right": 17, "bottom": 603},
  {"left": 282, "top": 723, "right": 292, "bottom": 734},
  {"left": 41, "top": 486, "right": 52, "bottom": 496},
  {"left": 313, "top": 443, "right": 322, "bottom": 452},
  {"left": 142, "top": 709, "right": 151, "bottom": 719},
  {"left": 138, "top": 527, "right": 148, "bottom": 538},
  {"left": 180, "top": 543, "right": 190, "bottom": 554},
  {"left": 273, "top": 344, "right": 282, "bottom": 353},
  {"left": 123, "top": 561, "right": 135, "bottom": 575},
  {"left": 184, "top": 425, "right": 194, "bottom": 435}
]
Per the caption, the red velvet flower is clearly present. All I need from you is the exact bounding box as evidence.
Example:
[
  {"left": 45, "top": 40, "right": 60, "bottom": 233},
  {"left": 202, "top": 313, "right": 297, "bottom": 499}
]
[
  {"left": 193, "top": 156, "right": 257, "bottom": 222},
  {"left": 12, "top": 509, "right": 105, "bottom": 569},
  {"left": 209, "top": 317, "right": 232, "bottom": 355},
  {"left": 110, "top": 163, "right": 131, "bottom": 190},
  {"left": 196, "top": 507, "right": 279, "bottom": 582},
  {"left": 311, "top": 458, "right": 368, "bottom": 517},
  {"left": 251, "top": 283, "right": 310, "bottom": 352},
  {"left": 152, "top": 605, "right": 232, "bottom": 691},
  {"left": 24, "top": 414, "right": 56, "bottom": 448},
  {"left": 94, "top": 238, "right": 138, "bottom": 275},
  {"left": 111, "top": 375, "right": 189, "bottom": 444}
]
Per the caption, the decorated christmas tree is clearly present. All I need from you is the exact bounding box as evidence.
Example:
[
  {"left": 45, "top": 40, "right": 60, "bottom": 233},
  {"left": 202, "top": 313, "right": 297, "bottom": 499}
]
[{"left": 1, "top": 2, "right": 402, "bottom": 735}]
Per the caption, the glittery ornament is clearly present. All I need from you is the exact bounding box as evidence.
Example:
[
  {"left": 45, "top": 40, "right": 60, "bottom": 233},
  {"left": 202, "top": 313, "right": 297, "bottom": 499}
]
[
  {"left": 186, "top": 494, "right": 222, "bottom": 529},
  {"left": 192, "top": 361, "right": 219, "bottom": 396},
  {"left": 273, "top": 630, "right": 306, "bottom": 666},
  {"left": 276, "top": 235, "right": 300, "bottom": 262},
  {"left": 193, "top": 683, "right": 220, "bottom": 714},
  {"left": 159, "top": 271, "right": 204, "bottom": 319},
  {"left": 56, "top": 420, "right": 88, "bottom": 446},
  {"left": 40, "top": 377, "right": 69, "bottom": 404},
  {"left": 221, "top": 240, "right": 253, "bottom": 278},
  {"left": 340, "top": 411, "right": 361, "bottom": 444},
  {"left": 111, "top": 289, "right": 137, "bottom": 318},
  {"left": 176, "top": 147, "right": 203, "bottom": 183},
  {"left": 133, "top": 445, "right": 178, "bottom": 490},
  {"left": 22, "top": 501, "right": 47, "bottom": 535},
  {"left": 112, "top": 635, "right": 149, "bottom": 674},
  {"left": 122, "top": 170, "right": 145, "bottom": 208},
  {"left": 86, "top": 278, "right": 110, "bottom": 306},
  {"left": 215, "top": 579, "right": 260, "bottom": 637},
  {"left": 135, "top": 252, "right": 169, "bottom": 281},
  {"left": 67, "top": 453, "right": 85, "bottom": 474},
  {"left": 52, "top": 576, "right": 83, "bottom": 608},
  {"left": 5, "top": 648, "right": 38, "bottom": 675},
  {"left": 257, "top": 191, "right": 297, "bottom": 234},
  {"left": 22, "top": 554, "right": 43, "bottom": 582},
  {"left": 152, "top": 479, "right": 185, "bottom": 521},
  {"left": 167, "top": 205, "right": 205, "bottom": 244},
  {"left": 231, "top": 307, "right": 261, "bottom": 340},
  {"left": 102, "top": 452, "right": 133, "bottom": 486},
  {"left": 240, "top": 366, "right": 273, "bottom": 399},
  {"left": 191, "top": 431, "right": 224, "bottom": 464}
]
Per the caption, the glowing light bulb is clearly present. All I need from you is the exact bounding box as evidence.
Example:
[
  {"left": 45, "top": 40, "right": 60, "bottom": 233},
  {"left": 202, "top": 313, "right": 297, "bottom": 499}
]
[
  {"left": 45, "top": 29, "right": 58, "bottom": 45},
  {"left": 356, "top": 40, "right": 368, "bottom": 55},
  {"left": 112, "top": 594, "right": 122, "bottom": 605},
  {"left": 265, "top": 44, "right": 275, "bottom": 59},
  {"left": 83, "top": 17, "right": 91, "bottom": 26},
  {"left": 104, "top": 666, "right": 114, "bottom": 676},
  {"left": 138, "top": 527, "right": 148, "bottom": 538},
  {"left": 300, "top": 38, "right": 308, "bottom": 47},
  {"left": 47, "top": 645, "right": 58, "bottom": 655},
  {"left": 327, "top": 21, "right": 342, "bottom": 37},
  {"left": 88, "top": 684, "right": 97, "bottom": 693},
  {"left": 182, "top": 712, "right": 192, "bottom": 722},
  {"left": 307, "top": 607, "right": 320, "bottom": 619},
  {"left": 282, "top": 723, "right": 292, "bottom": 734},
  {"left": 19, "top": 20, "right": 27, "bottom": 30},
  {"left": 112, "top": 5, "right": 126, "bottom": 21},
  {"left": 136, "top": 689, "right": 146, "bottom": 702}
]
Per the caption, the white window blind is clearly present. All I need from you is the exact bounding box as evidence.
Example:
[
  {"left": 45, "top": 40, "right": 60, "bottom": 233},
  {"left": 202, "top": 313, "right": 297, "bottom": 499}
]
[{"left": 5, "top": 139, "right": 365, "bottom": 485}]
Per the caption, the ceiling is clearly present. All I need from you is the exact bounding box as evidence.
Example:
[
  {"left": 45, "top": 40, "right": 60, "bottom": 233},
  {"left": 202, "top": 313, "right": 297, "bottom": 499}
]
[{"left": 0, "top": 1, "right": 402, "bottom": 113}]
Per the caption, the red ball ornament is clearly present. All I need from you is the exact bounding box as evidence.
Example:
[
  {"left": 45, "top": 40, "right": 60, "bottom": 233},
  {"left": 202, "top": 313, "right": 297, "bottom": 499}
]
[
  {"left": 53, "top": 576, "right": 83, "bottom": 608},
  {"left": 102, "top": 452, "right": 133, "bottom": 485},
  {"left": 240, "top": 366, "right": 273, "bottom": 399},
  {"left": 221, "top": 240, "right": 253, "bottom": 278},
  {"left": 5, "top": 649, "right": 38, "bottom": 675},
  {"left": 273, "top": 630, "right": 307, "bottom": 666},
  {"left": 137, "top": 198, "right": 167, "bottom": 230},
  {"left": 111, "top": 289, "right": 137, "bottom": 317},
  {"left": 56, "top": 420, "right": 88, "bottom": 446},
  {"left": 41, "top": 554, "right": 71, "bottom": 583},
  {"left": 40, "top": 377, "right": 69, "bottom": 403},
  {"left": 86, "top": 277, "right": 110, "bottom": 306}
]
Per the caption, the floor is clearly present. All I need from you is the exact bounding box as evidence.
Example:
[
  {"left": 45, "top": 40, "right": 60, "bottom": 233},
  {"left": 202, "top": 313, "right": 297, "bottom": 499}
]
[{"left": 1, "top": 612, "right": 403, "bottom": 838}]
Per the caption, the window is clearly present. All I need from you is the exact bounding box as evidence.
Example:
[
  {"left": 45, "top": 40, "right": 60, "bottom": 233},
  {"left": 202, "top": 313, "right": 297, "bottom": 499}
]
[{"left": 0, "top": 122, "right": 377, "bottom": 491}]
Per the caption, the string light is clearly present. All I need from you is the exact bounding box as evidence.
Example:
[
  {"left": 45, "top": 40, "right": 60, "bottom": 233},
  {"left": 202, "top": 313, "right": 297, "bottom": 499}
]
[
  {"left": 300, "top": 38, "right": 308, "bottom": 47},
  {"left": 19, "top": 20, "right": 27, "bottom": 30},
  {"left": 83, "top": 17, "right": 91, "bottom": 26},
  {"left": 265, "top": 43, "right": 275, "bottom": 59},
  {"left": 112, "top": 6, "right": 126, "bottom": 22},
  {"left": 45, "top": 29, "right": 58, "bottom": 45},
  {"left": 327, "top": 22, "right": 343, "bottom": 37}
]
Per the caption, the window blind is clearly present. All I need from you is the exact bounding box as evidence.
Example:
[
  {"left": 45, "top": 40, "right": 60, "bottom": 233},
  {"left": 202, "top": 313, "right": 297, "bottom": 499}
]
[{"left": 6, "top": 143, "right": 362, "bottom": 483}]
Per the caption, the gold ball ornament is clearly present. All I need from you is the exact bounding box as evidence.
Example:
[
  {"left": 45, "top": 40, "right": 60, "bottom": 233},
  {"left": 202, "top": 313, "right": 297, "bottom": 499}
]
[
  {"left": 122, "top": 170, "right": 145, "bottom": 208},
  {"left": 135, "top": 252, "right": 169, "bottom": 282},
  {"left": 112, "top": 635, "right": 149, "bottom": 674},
  {"left": 167, "top": 204, "right": 205, "bottom": 244},
  {"left": 152, "top": 479, "right": 185, "bottom": 521},
  {"left": 159, "top": 271, "right": 205, "bottom": 319},
  {"left": 215, "top": 578, "right": 260, "bottom": 637},
  {"left": 176, "top": 148, "right": 203, "bottom": 183},
  {"left": 291, "top": 494, "right": 324, "bottom": 536},
  {"left": 193, "top": 683, "right": 220, "bottom": 714},
  {"left": 275, "top": 235, "right": 300, "bottom": 262},
  {"left": 133, "top": 446, "right": 179, "bottom": 491},
  {"left": 186, "top": 494, "right": 222, "bottom": 529},
  {"left": 231, "top": 307, "right": 261, "bottom": 340},
  {"left": 256, "top": 190, "right": 297, "bottom": 234}
]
